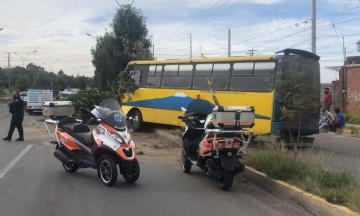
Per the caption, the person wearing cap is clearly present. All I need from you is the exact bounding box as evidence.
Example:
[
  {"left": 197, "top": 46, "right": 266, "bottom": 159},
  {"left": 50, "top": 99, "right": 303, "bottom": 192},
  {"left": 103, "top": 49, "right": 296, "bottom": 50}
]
[{"left": 324, "top": 88, "right": 332, "bottom": 111}]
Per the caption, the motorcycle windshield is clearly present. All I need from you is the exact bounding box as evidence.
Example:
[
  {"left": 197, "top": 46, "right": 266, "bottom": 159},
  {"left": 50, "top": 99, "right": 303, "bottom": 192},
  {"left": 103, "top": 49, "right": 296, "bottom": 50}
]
[
  {"left": 186, "top": 99, "right": 213, "bottom": 115},
  {"left": 97, "top": 99, "right": 127, "bottom": 131},
  {"left": 103, "top": 112, "right": 126, "bottom": 131}
]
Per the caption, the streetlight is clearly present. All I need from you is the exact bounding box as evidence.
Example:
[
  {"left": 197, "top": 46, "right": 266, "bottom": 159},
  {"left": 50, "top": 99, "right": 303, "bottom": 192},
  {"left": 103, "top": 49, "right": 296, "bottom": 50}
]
[
  {"left": 13, "top": 50, "right": 37, "bottom": 68},
  {"left": 43, "top": 59, "right": 60, "bottom": 72}
]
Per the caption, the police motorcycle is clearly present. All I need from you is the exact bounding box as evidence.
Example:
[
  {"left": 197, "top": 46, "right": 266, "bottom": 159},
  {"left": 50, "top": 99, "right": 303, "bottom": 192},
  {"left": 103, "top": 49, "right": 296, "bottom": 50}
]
[{"left": 44, "top": 99, "right": 140, "bottom": 186}]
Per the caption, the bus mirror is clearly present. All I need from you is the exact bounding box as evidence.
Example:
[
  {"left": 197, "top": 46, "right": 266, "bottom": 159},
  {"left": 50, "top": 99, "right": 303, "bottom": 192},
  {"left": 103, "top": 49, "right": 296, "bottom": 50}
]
[{"left": 181, "top": 107, "right": 187, "bottom": 112}]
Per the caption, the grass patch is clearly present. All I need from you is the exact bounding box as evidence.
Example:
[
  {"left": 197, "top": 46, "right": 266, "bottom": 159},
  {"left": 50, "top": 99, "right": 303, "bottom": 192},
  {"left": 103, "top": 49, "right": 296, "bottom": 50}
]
[
  {"left": 244, "top": 148, "right": 360, "bottom": 212},
  {"left": 346, "top": 113, "right": 360, "bottom": 125}
]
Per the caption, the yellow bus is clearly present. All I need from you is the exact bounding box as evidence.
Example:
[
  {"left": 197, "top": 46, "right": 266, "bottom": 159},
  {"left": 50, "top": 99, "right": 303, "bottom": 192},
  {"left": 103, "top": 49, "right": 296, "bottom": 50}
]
[{"left": 122, "top": 49, "right": 320, "bottom": 138}]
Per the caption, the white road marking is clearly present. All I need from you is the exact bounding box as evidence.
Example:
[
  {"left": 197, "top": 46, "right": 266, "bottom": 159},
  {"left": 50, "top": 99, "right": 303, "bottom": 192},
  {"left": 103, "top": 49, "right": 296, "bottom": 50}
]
[{"left": 0, "top": 145, "right": 33, "bottom": 179}]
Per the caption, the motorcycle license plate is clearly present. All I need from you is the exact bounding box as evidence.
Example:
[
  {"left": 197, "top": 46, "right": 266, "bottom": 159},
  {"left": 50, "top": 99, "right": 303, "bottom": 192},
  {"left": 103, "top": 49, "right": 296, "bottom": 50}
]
[{"left": 225, "top": 138, "right": 233, "bottom": 148}]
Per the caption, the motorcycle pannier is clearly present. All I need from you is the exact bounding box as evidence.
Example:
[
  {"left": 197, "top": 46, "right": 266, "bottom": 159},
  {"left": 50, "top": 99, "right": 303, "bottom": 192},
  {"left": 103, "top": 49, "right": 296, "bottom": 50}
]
[{"left": 212, "top": 106, "right": 255, "bottom": 129}]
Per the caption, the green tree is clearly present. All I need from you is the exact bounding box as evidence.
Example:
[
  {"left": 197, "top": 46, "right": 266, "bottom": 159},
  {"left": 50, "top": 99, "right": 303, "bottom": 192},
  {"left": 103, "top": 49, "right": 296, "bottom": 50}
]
[{"left": 91, "top": 5, "right": 152, "bottom": 92}]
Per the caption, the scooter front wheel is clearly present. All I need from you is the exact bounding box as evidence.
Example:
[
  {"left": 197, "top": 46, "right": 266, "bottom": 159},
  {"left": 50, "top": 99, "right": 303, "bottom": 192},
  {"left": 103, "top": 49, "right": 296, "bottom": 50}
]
[
  {"left": 62, "top": 161, "right": 79, "bottom": 173},
  {"left": 99, "top": 156, "right": 118, "bottom": 186},
  {"left": 122, "top": 159, "right": 140, "bottom": 183},
  {"left": 217, "top": 170, "right": 234, "bottom": 191}
]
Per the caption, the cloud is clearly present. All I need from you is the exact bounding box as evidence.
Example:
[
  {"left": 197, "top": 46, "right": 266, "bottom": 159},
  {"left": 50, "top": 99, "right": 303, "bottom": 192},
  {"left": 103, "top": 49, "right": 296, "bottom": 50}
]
[{"left": 0, "top": 0, "right": 359, "bottom": 84}]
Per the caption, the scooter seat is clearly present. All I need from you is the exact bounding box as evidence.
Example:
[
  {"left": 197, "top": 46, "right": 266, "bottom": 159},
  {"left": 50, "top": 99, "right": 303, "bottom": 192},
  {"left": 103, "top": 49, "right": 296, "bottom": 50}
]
[
  {"left": 59, "top": 117, "right": 78, "bottom": 133},
  {"left": 71, "top": 132, "right": 94, "bottom": 146}
]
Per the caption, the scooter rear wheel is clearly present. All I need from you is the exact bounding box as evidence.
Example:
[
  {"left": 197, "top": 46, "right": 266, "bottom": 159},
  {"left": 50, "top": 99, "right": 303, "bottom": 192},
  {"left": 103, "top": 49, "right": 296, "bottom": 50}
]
[
  {"left": 99, "top": 156, "right": 118, "bottom": 186},
  {"left": 181, "top": 150, "right": 192, "bottom": 173},
  {"left": 217, "top": 170, "right": 234, "bottom": 191},
  {"left": 62, "top": 161, "right": 79, "bottom": 173}
]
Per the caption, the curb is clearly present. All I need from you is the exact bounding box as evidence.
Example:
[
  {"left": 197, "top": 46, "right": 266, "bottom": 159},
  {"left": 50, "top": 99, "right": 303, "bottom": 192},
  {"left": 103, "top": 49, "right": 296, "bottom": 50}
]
[{"left": 242, "top": 167, "right": 359, "bottom": 216}]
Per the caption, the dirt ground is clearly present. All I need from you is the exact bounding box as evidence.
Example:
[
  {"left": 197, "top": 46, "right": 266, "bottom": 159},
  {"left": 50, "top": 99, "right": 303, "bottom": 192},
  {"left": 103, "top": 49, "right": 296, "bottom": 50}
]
[{"left": 132, "top": 131, "right": 182, "bottom": 165}]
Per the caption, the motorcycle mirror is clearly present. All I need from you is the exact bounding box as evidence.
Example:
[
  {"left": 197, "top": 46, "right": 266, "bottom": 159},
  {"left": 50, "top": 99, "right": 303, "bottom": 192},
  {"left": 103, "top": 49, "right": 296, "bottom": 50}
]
[{"left": 181, "top": 107, "right": 187, "bottom": 112}]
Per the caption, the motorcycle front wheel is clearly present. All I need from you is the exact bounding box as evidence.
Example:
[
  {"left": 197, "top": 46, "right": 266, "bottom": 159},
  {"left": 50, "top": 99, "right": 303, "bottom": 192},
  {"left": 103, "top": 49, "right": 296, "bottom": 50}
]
[
  {"left": 99, "top": 156, "right": 118, "bottom": 186},
  {"left": 122, "top": 159, "right": 140, "bottom": 183},
  {"left": 181, "top": 150, "right": 192, "bottom": 173},
  {"left": 217, "top": 170, "right": 234, "bottom": 191}
]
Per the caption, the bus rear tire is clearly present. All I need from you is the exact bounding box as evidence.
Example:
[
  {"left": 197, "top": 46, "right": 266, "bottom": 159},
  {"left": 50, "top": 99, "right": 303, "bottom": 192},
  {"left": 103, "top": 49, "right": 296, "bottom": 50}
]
[{"left": 128, "top": 110, "right": 143, "bottom": 131}]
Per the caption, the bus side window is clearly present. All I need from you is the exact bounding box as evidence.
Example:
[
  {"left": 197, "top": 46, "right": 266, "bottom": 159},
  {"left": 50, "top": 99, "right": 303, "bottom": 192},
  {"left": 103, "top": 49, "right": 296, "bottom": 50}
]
[
  {"left": 193, "top": 63, "right": 213, "bottom": 89},
  {"left": 133, "top": 70, "right": 141, "bottom": 86},
  {"left": 162, "top": 64, "right": 192, "bottom": 89},
  {"left": 147, "top": 65, "right": 162, "bottom": 87},
  {"left": 212, "top": 63, "right": 230, "bottom": 90},
  {"left": 254, "top": 62, "right": 276, "bottom": 77}
]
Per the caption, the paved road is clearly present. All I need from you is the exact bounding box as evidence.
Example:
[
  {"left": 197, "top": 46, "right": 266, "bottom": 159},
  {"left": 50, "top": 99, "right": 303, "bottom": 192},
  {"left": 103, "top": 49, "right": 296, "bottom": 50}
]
[
  {"left": 0, "top": 102, "right": 315, "bottom": 216},
  {"left": 310, "top": 133, "right": 360, "bottom": 180}
]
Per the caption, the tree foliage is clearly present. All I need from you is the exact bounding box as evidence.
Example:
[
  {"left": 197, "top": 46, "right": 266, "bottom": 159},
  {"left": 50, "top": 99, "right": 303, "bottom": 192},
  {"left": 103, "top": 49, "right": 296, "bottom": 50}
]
[
  {"left": 67, "top": 89, "right": 113, "bottom": 119},
  {"left": 0, "top": 64, "right": 94, "bottom": 94},
  {"left": 91, "top": 5, "right": 152, "bottom": 92}
]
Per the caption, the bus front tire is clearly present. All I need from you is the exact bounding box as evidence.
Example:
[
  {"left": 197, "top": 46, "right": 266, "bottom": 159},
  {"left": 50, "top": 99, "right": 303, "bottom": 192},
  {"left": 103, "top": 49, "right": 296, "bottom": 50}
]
[{"left": 128, "top": 110, "right": 143, "bottom": 131}]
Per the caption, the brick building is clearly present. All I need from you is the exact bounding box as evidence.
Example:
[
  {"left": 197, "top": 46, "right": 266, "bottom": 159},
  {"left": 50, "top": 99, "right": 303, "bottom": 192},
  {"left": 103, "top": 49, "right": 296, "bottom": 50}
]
[{"left": 338, "top": 56, "right": 360, "bottom": 114}]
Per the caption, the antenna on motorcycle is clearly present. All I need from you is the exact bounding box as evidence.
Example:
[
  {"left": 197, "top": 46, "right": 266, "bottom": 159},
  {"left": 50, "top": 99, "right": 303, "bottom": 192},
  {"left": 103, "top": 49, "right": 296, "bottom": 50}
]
[{"left": 205, "top": 73, "right": 221, "bottom": 107}]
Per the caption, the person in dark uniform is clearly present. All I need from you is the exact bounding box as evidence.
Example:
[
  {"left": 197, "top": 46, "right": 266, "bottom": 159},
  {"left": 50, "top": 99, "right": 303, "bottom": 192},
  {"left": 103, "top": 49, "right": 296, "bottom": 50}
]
[{"left": 3, "top": 91, "right": 25, "bottom": 141}]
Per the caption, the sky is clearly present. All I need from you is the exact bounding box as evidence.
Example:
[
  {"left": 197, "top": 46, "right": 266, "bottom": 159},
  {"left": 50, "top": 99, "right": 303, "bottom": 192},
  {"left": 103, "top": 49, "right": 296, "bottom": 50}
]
[{"left": 0, "top": 0, "right": 359, "bottom": 83}]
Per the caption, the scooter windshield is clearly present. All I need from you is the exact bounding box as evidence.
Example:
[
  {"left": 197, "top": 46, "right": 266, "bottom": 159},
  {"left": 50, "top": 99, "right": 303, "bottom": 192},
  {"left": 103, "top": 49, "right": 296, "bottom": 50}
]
[
  {"left": 97, "top": 99, "right": 127, "bottom": 131},
  {"left": 186, "top": 99, "right": 213, "bottom": 115},
  {"left": 102, "top": 111, "right": 126, "bottom": 131}
]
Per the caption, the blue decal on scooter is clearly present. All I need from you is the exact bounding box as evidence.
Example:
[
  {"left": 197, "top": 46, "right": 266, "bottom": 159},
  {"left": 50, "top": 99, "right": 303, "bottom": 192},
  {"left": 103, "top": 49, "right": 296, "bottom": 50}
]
[{"left": 114, "top": 114, "right": 122, "bottom": 122}]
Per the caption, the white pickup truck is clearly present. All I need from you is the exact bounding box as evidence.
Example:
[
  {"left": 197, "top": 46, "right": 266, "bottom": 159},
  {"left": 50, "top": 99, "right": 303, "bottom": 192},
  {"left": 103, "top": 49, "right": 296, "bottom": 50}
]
[{"left": 26, "top": 89, "right": 53, "bottom": 115}]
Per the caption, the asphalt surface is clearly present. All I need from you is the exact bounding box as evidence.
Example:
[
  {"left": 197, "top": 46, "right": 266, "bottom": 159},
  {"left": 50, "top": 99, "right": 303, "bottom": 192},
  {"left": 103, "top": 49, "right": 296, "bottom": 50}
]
[
  {"left": 0, "top": 102, "right": 319, "bottom": 216},
  {"left": 310, "top": 133, "right": 360, "bottom": 180}
]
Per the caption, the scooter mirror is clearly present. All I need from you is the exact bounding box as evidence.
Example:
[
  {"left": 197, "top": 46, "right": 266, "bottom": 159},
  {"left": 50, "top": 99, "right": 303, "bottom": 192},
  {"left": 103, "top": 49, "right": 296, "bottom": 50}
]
[{"left": 181, "top": 107, "right": 187, "bottom": 112}]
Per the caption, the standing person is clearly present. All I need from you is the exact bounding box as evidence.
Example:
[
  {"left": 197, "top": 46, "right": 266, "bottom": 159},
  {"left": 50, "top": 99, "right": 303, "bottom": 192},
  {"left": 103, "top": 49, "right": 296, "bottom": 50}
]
[
  {"left": 324, "top": 88, "right": 333, "bottom": 111},
  {"left": 2, "top": 91, "right": 25, "bottom": 141},
  {"left": 330, "top": 108, "right": 346, "bottom": 133}
]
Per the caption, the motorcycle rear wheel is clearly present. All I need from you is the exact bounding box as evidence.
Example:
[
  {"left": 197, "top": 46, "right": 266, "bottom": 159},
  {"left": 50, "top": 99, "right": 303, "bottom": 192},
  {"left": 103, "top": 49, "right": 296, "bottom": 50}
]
[
  {"left": 62, "top": 161, "right": 79, "bottom": 173},
  {"left": 217, "top": 170, "right": 234, "bottom": 191},
  {"left": 122, "top": 159, "right": 140, "bottom": 183},
  {"left": 99, "top": 156, "right": 118, "bottom": 186},
  {"left": 181, "top": 150, "right": 192, "bottom": 173}
]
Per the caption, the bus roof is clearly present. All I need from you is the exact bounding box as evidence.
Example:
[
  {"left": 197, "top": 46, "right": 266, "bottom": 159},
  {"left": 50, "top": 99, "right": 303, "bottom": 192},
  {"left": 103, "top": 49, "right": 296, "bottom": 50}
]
[{"left": 128, "top": 55, "right": 276, "bottom": 65}]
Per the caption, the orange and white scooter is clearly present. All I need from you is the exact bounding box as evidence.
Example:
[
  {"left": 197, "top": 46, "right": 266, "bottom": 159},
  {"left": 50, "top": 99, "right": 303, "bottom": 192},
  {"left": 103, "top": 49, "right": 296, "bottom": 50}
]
[{"left": 45, "top": 99, "right": 140, "bottom": 186}]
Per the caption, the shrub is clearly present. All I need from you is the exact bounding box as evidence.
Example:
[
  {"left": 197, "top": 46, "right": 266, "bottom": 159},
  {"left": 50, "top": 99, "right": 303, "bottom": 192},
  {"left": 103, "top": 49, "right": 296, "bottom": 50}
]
[
  {"left": 346, "top": 114, "right": 360, "bottom": 125},
  {"left": 67, "top": 89, "right": 114, "bottom": 119}
]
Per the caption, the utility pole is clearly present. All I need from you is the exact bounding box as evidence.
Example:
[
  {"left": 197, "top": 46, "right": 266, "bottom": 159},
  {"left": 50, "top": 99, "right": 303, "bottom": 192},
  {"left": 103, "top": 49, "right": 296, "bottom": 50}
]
[
  {"left": 247, "top": 49, "right": 257, "bottom": 56},
  {"left": 152, "top": 44, "right": 155, "bottom": 60},
  {"left": 190, "top": 34, "right": 192, "bottom": 59},
  {"left": 7, "top": 53, "right": 11, "bottom": 91},
  {"left": 228, "top": 29, "right": 231, "bottom": 57},
  {"left": 311, "top": 0, "right": 316, "bottom": 54},
  {"left": 342, "top": 37, "right": 347, "bottom": 112}
]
